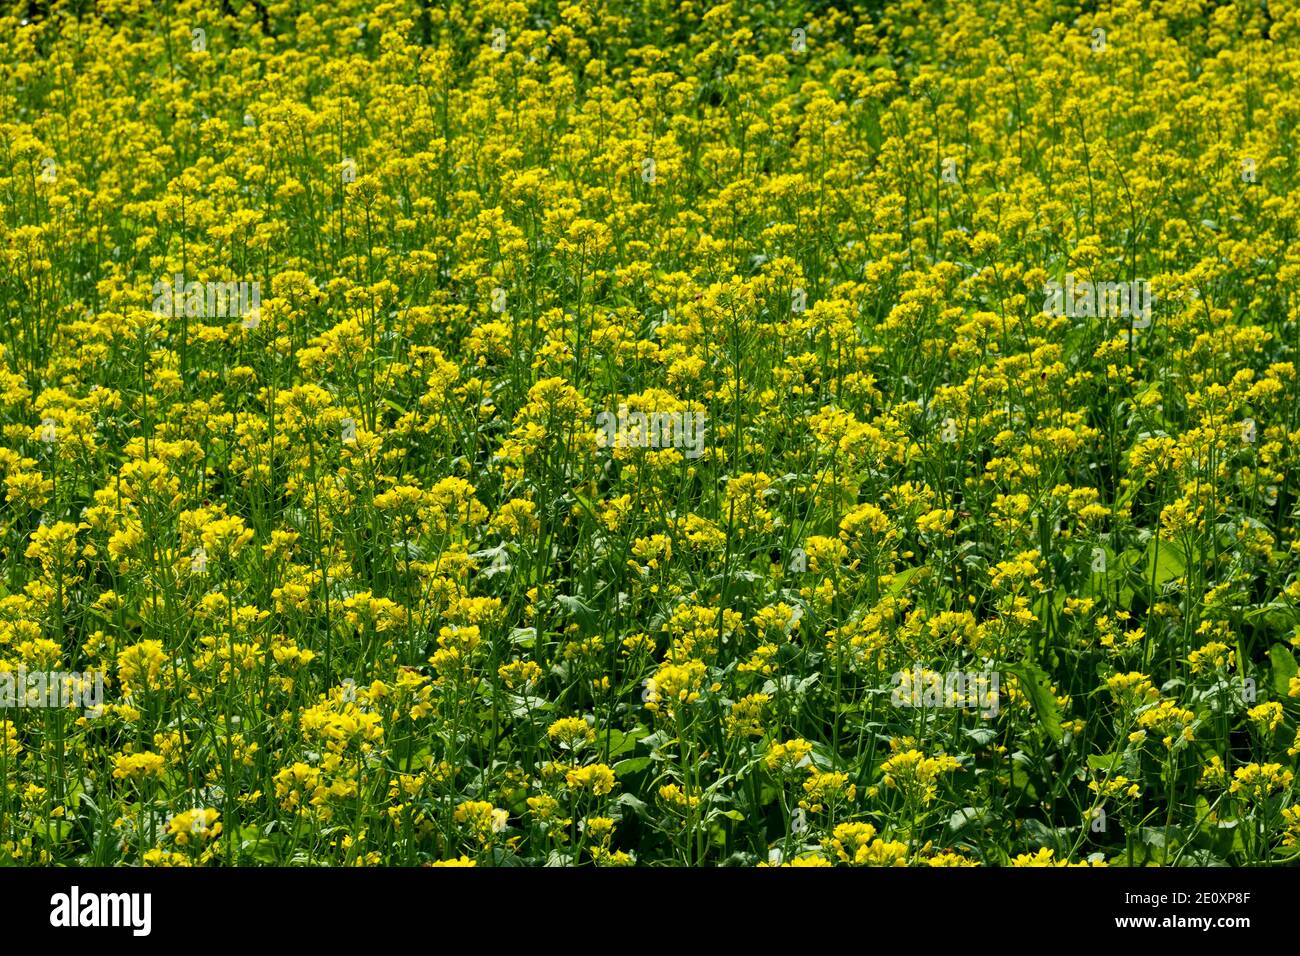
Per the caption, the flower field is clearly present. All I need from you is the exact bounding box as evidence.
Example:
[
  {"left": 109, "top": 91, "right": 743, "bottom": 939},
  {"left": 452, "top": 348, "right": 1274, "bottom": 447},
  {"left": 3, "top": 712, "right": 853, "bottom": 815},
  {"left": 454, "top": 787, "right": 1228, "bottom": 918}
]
[{"left": 2, "top": 0, "right": 1300, "bottom": 867}]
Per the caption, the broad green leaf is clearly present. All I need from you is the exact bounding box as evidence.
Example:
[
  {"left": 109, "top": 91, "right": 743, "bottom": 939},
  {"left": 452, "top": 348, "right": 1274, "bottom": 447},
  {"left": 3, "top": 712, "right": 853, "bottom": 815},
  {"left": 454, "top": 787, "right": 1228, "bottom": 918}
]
[
  {"left": 1145, "top": 538, "right": 1187, "bottom": 586},
  {"left": 1270, "top": 644, "right": 1298, "bottom": 698},
  {"left": 1006, "top": 662, "right": 1064, "bottom": 742},
  {"left": 614, "top": 756, "right": 651, "bottom": 777}
]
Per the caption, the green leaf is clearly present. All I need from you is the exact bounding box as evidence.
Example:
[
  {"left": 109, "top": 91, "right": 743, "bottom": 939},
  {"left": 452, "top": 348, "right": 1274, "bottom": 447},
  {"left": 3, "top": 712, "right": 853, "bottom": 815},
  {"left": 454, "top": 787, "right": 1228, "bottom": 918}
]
[
  {"left": 238, "top": 824, "right": 281, "bottom": 863},
  {"left": 1246, "top": 603, "right": 1299, "bottom": 634},
  {"left": 604, "top": 727, "right": 648, "bottom": 759},
  {"left": 1145, "top": 539, "right": 1187, "bottom": 587},
  {"left": 1086, "top": 751, "right": 1127, "bottom": 773},
  {"left": 555, "top": 594, "right": 599, "bottom": 630},
  {"left": 889, "top": 565, "right": 924, "bottom": 596},
  {"left": 1270, "top": 644, "right": 1298, "bottom": 698},
  {"left": 505, "top": 694, "right": 552, "bottom": 718},
  {"left": 1006, "top": 662, "right": 1064, "bottom": 742},
  {"left": 1009, "top": 758, "right": 1040, "bottom": 800},
  {"left": 508, "top": 627, "right": 537, "bottom": 647},
  {"left": 31, "top": 819, "right": 74, "bottom": 844},
  {"left": 614, "top": 756, "right": 651, "bottom": 777},
  {"left": 616, "top": 793, "right": 649, "bottom": 818},
  {"left": 948, "top": 807, "right": 988, "bottom": 832},
  {"left": 1021, "top": 818, "right": 1064, "bottom": 851}
]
